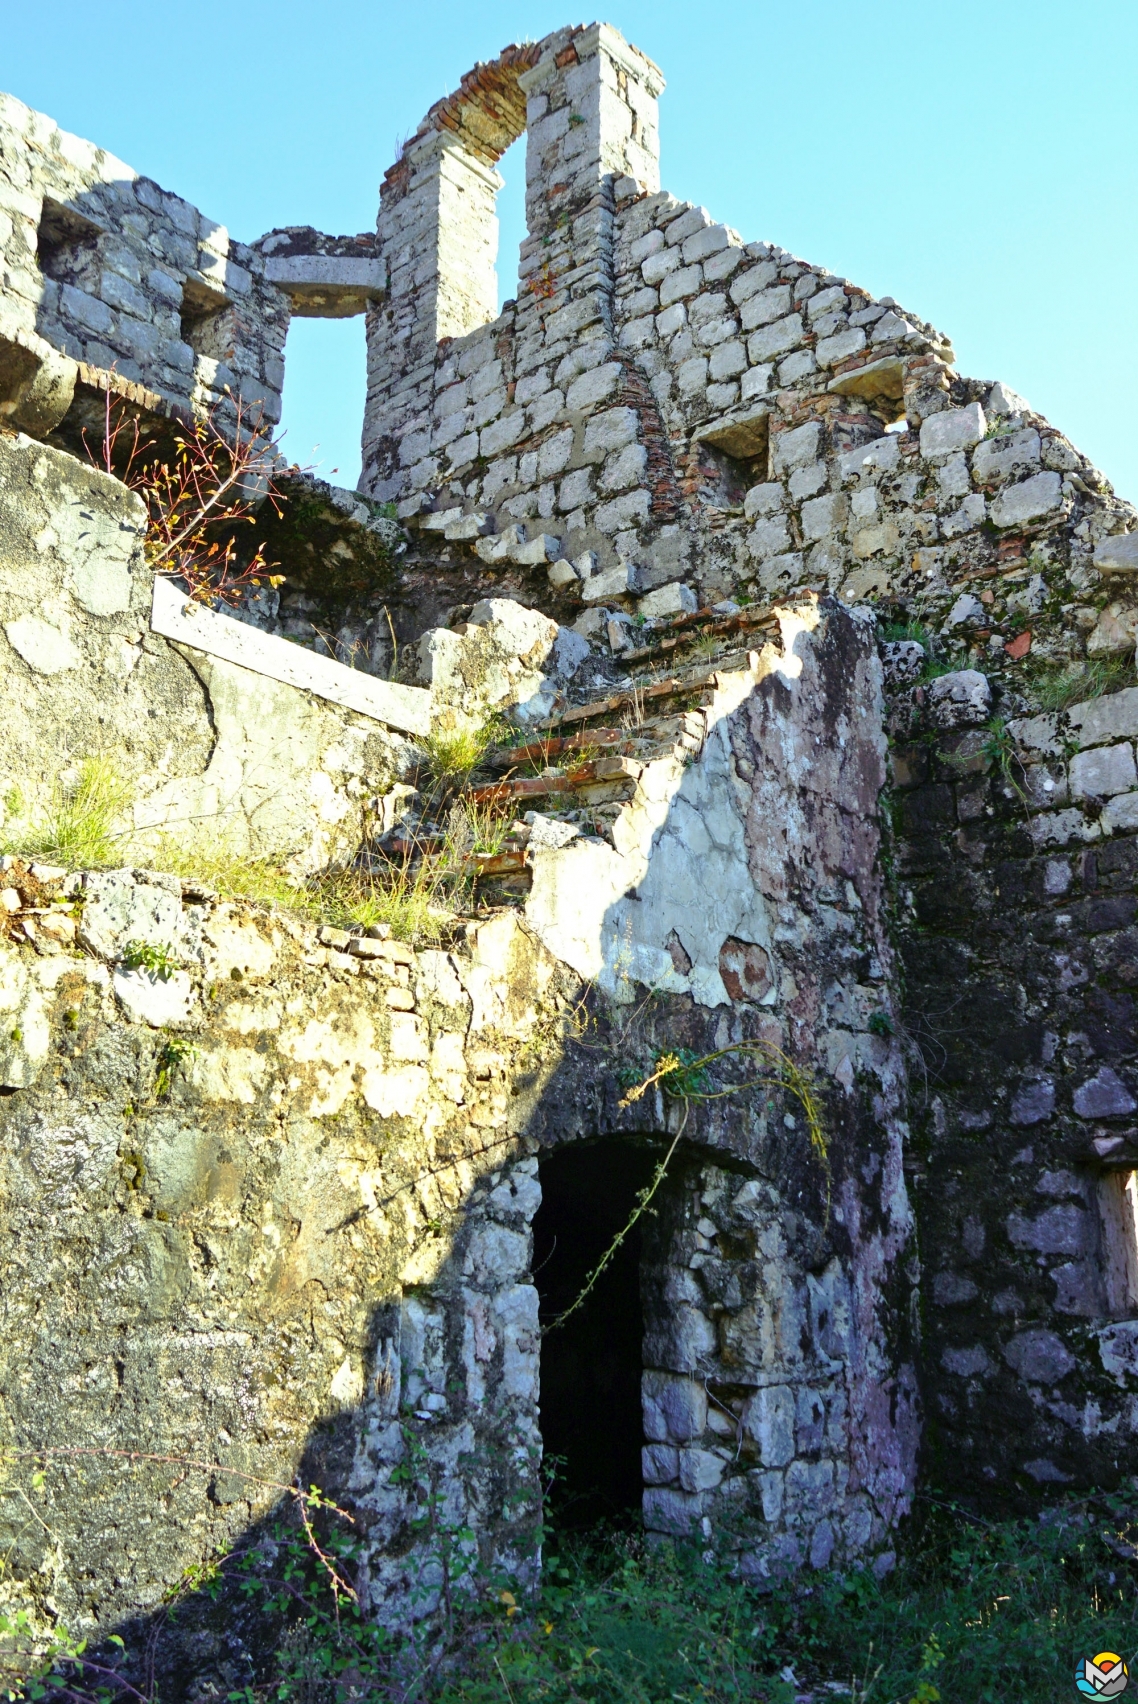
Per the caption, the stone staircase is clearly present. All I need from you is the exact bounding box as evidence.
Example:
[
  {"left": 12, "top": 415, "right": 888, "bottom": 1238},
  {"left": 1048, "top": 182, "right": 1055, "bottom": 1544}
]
[{"left": 369, "top": 594, "right": 794, "bottom": 898}]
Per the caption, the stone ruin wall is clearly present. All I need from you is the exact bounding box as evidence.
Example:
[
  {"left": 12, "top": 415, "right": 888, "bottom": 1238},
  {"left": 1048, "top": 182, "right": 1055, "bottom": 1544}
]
[
  {"left": 0, "top": 556, "right": 919, "bottom": 1673},
  {"left": 0, "top": 12, "right": 1136, "bottom": 1670},
  {"left": 350, "top": 20, "right": 1138, "bottom": 1506}
]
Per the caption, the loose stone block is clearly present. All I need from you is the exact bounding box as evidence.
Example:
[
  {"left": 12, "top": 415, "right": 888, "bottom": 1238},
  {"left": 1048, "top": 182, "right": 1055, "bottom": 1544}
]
[
  {"left": 642, "top": 247, "right": 681, "bottom": 286},
  {"left": 1003, "top": 1331, "right": 1076, "bottom": 1386},
  {"left": 682, "top": 223, "right": 732, "bottom": 264},
  {"left": 1094, "top": 533, "right": 1138, "bottom": 575},
  {"left": 748, "top": 516, "right": 791, "bottom": 559},
  {"left": 583, "top": 406, "right": 638, "bottom": 457},
  {"left": 709, "top": 339, "right": 746, "bottom": 381},
  {"left": 580, "top": 562, "right": 640, "bottom": 602},
  {"left": 927, "top": 669, "right": 992, "bottom": 729},
  {"left": 801, "top": 491, "right": 848, "bottom": 541},
  {"left": 773, "top": 421, "right": 823, "bottom": 473},
  {"left": 1073, "top": 1067, "right": 1138, "bottom": 1119},
  {"left": 480, "top": 411, "right": 526, "bottom": 458},
  {"left": 595, "top": 488, "right": 650, "bottom": 532},
  {"left": 637, "top": 581, "right": 696, "bottom": 619}
]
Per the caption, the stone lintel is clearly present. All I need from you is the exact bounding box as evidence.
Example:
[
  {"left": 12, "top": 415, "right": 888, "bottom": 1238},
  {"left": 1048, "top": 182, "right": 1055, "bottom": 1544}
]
[
  {"left": 150, "top": 577, "right": 432, "bottom": 737},
  {"left": 827, "top": 356, "right": 905, "bottom": 401}
]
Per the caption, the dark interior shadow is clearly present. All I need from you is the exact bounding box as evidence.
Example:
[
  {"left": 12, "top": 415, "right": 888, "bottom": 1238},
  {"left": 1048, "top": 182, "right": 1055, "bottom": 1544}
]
[{"left": 534, "top": 1137, "right": 659, "bottom": 1530}]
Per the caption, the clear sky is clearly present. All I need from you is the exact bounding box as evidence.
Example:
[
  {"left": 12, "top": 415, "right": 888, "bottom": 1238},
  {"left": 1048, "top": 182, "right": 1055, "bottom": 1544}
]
[{"left": 6, "top": 2, "right": 1136, "bottom": 500}]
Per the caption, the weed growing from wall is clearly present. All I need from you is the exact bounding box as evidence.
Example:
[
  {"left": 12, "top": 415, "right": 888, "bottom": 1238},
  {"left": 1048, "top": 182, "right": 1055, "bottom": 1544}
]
[
  {"left": 1025, "top": 656, "right": 1134, "bottom": 712},
  {"left": 0, "top": 755, "right": 130, "bottom": 867},
  {"left": 621, "top": 1038, "right": 828, "bottom": 1189},
  {"left": 120, "top": 940, "right": 180, "bottom": 978},
  {"left": 85, "top": 385, "right": 294, "bottom": 607}
]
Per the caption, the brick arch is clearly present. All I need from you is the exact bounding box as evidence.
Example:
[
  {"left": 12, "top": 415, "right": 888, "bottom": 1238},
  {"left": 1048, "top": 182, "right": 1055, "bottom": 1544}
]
[{"left": 381, "top": 32, "right": 584, "bottom": 204}]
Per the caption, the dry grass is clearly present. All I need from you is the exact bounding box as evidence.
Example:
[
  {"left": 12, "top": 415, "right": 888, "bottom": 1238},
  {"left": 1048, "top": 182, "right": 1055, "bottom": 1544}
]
[{"left": 153, "top": 840, "right": 468, "bottom": 944}]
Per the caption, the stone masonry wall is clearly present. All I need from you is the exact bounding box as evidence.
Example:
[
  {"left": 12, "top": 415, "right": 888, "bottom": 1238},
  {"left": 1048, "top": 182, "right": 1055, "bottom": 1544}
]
[
  {"left": 4, "top": 13, "right": 1138, "bottom": 1668},
  {"left": 894, "top": 674, "right": 1138, "bottom": 1502},
  {"left": 0, "top": 871, "right": 563, "bottom": 1663},
  {"left": 0, "top": 91, "right": 290, "bottom": 432},
  {"left": 0, "top": 588, "right": 918, "bottom": 1663},
  {"left": 353, "top": 27, "right": 1138, "bottom": 686},
  {"left": 350, "top": 15, "right": 1138, "bottom": 1522},
  {"left": 0, "top": 431, "right": 415, "bottom": 873}
]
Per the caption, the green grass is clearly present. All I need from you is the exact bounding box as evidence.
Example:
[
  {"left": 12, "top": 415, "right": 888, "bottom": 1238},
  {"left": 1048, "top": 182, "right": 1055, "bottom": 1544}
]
[
  {"left": 880, "top": 620, "right": 932, "bottom": 648},
  {"left": 0, "top": 755, "right": 130, "bottom": 868},
  {"left": 419, "top": 717, "right": 507, "bottom": 790},
  {"left": 153, "top": 841, "right": 468, "bottom": 945},
  {"left": 0, "top": 754, "right": 506, "bottom": 947},
  {"left": 184, "top": 1492, "right": 1138, "bottom": 1704},
  {"left": 430, "top": 1496, "right": 1138, "bottom": 1704},
  {"left": 1025, "top": 657, "right": 1134, "bottom": 713},
  {"left": 5, "top": 1480, "right": 1138, "bottom": 1702}
]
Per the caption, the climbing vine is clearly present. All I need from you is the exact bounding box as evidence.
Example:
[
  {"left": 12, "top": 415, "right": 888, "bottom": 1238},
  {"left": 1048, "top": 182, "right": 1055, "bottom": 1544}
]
[{"left": 545, "top": 1038, "right": 831, "bottom": 1337}]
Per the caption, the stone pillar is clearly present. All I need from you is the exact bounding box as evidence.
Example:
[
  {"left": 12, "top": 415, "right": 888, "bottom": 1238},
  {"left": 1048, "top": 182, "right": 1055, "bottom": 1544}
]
[
  {"left": 360, "top": 24, "right": 664, "bottom": 503},
  {"left": 362, "top": 134, "right": 503, "bottom": 497},
  {"left": 516, "top": 25, "right": 663, "bottom": 330}
]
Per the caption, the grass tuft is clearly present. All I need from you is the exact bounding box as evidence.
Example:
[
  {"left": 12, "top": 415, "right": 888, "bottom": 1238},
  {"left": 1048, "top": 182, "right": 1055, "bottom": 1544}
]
[
  {"left": 1026, "top": 657, "right": 1134, "bottom": 713},
  {"left": 880, "top": 619, "right": 933, "bottom": 647},
  {"left": 153, "top": 842, "right": 467, "bottom": 945},
  {"left": 419, "top": 718, "right": 507, "bottom": 790},
  {"left": 0, "top": 755, "right": 131, "bottom": 868}
]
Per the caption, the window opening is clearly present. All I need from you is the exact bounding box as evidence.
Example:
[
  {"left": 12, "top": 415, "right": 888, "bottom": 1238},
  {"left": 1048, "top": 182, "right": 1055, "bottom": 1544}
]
[
  {"left": 278, "top": 315, "right": 366, "bottom": 491},
  {"left": 494, "top": 133, "right": 527, "bottom": 314},
  {"left": 36, "top": 198, "right": 102, "bottom": 292},
  {"left": 1099, "top": 1169, "right": 1138, "bottom": 1317},
  {"left": 693, "top": 412, "right": 770, "bottom": 511},
  {"left": 534, "top": 1139, "right": 658, "bottom": 1529}
]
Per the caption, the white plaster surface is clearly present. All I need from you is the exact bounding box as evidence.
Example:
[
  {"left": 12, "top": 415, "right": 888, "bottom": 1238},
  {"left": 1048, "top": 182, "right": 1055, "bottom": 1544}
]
[{"left": 151, "top": 578, "right": 432, "bottom": 737}]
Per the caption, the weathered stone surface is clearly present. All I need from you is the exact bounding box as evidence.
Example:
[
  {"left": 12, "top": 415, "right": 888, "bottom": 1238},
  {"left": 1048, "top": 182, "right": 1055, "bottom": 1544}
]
[
  {"left": 919, "top": 403, "right": 985, "bottom": 459},
  {"left": 1073, "top": 1067, "right": 1137, "bottom": 1119},
  {"left": 1094, "top": 533, "right": 1138, "bottom": 574},
  {"left": 1003, "top": 1330, "right": 1076, "bottom": 1386},
  {"left": 1009, "top": 1080, "right": 1055, "bottom": 1126},
  {"left": 1071, "top": 743, "right": 1137, "bottom": 800},
  {"left": 1068, "top": 687, "right": 1138, "bottom": 748},
  {"left": 5, "top": 13, "right": 1138, "bottom": 1664},
  {"left": 926, "top": 669, "right": 992, "bottom": 729},
  {"left": 0, "top": 435, "right": 412, "bottom": 875},
  {"left": 988, "top": 471, "right": 1063, "bottom": 528}
]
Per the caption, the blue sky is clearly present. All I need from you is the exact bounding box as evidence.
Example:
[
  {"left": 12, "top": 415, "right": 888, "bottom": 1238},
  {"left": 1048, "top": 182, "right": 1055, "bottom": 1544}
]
[{"left": 6, "top": 2, "right": 1137, "bottom": 500}]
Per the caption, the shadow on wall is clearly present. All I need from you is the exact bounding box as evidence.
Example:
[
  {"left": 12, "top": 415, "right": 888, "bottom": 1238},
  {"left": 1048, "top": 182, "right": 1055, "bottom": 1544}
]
[{"left": 0, "top": 603, "right": 920, "bottom": 1698}]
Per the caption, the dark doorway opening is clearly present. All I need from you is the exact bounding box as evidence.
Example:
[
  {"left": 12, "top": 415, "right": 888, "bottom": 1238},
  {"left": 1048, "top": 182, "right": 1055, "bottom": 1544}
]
[{"left": 533, "top": 1139, "right": 657, "bottom": 1529}]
